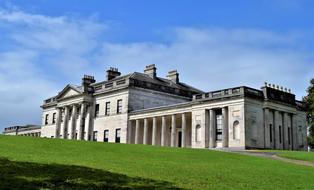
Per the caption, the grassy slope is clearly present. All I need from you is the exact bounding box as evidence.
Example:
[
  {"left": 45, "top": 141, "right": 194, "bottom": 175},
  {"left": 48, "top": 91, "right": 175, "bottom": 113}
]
[
  {"left": 0, "top": 135, "right": 314, "bottom": 190},
  {"left": 277, "top": 151, "right": 314, "bottom": 162}
]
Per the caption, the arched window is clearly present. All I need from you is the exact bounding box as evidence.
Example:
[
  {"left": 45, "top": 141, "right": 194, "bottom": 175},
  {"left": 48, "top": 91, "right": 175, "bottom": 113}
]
[
  {"left": 233, "top": 121, "right": 240, "bottom": 140},
  {"left": 195, "top": 125, "right": 201, "bottom": 142}
]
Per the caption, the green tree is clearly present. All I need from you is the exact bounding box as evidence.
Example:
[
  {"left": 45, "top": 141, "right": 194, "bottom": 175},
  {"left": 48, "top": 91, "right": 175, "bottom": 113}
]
[{"left": 303, "top": 78, "right": 314, "bottom": 148}]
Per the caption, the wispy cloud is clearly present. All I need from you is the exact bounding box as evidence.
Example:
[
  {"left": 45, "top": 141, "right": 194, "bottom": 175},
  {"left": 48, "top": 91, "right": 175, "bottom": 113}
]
[{"left": 0, "top": 8, "right": 313, "bottom": 129}]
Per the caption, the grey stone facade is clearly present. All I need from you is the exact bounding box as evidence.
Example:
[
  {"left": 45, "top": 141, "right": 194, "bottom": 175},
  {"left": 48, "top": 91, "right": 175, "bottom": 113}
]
[{"left": 37, "top": 65, "right": 308, "bottom": 150}]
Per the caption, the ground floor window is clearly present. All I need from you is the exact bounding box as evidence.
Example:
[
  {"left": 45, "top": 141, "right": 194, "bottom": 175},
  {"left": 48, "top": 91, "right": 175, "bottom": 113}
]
[
  {"left": 195, "top": 125, "right": 201, "bottom": 142},
  {"left": 93, "top": 131, "right": 97, "bottom": 141},
  {"left": 279, "top": 125, "right": 282, "bottom": 144},
  {"left": 104, "top": 130, "right": 109, "bottom": 142},
  {"left": 269, "top": 124, "right": 272, "bottom": 143},
  {"left": 216, "top": 114, "right": 222, "bottom": 141},
  {"left": 115, "top": 128, "right": 121, "bottom": 143}
]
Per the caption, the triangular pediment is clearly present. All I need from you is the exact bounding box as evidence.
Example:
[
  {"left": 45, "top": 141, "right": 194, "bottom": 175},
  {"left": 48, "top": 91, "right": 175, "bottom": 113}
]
[{"left": 56, "top": 85, "right": 82, "bottom": 99}]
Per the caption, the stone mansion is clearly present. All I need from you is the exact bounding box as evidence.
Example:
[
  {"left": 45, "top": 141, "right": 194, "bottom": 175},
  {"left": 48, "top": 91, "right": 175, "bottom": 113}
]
[{"left": 7, "top": 64, "right": 308, "bottom": 150}]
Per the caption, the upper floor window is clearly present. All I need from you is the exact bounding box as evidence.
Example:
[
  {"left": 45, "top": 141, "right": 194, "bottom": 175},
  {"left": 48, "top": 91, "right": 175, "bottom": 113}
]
[
  {"left": 117, "top": 99, "right": 122, "bottom": 114},
  {"left": 105, "top": 102, "right": 110, "bottom": 116},
  {"left": 95, "top": 104, "right": 99, "bottom": 117},
  {"left": 52, "top": 113, "right": 56, "bottom": 124},
  {"left": 45, "top": 114, "right": 49, "bottom": 125}
]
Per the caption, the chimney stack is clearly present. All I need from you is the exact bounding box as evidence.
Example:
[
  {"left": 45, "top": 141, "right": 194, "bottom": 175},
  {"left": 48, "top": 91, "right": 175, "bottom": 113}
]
[
  {"left": 167, "top": 70, "right": 179, "bottom": 83},
  {"left": 82, "top": 75, "right": 96, "bottom": 93},
  {"left": 106, "top": 67, "right": 121, "bottom": 80},
  {"left": 144, "top": 64, "right": 157, "bottom": 78}
]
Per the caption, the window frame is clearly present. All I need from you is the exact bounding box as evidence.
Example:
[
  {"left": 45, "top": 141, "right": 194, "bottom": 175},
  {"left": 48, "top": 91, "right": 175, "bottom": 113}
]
[
  {"left": 105, "top": 102, "right": 110, "bottom": 116},
  {"left": 45, "top": 114, "right": 49, "bottom": 125},
  {"left": 115, "top": 128, "right": 121, "bottom": 143},
  {"left": 104, "top": 130, "right": 109, "bottom": 142},
  {"left": 117, "top": 99, "right": 122, "bottom": 114},
  {"left": 94, "top": 104, "right": 100, "bottom": 117}
]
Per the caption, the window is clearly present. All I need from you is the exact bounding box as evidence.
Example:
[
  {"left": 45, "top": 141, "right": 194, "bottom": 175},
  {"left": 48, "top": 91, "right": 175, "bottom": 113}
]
[
  {"left": 195, "top": 125, "right": 201, "bottom": 142},
  {"left": 93, "top": 131, "right": 98, "bottom": 141},
  {"left": 115, "top": 128, "right": 121, "bottom": 143},
  {"left": 45, "top": 114, "right": 49, "bottom": 125},
  {"left": 269, "top": 124, "right": 272, "bottom": 143},
  {"left": 104, "top": 130, "right": 109, "bottom": 142},
  {"left": 117, "top": 99, "right": 122, "bottom": 114},
  {"left": 279, "top": 125, "right": 282, "bottom": 143},
  {"left": 216, "top": 114, "right": 223, "bottom": 141},
  {"left": 95, "top": 104, "right": 99, "bottom": 117},
  {"left": 52, "top": 113, "right": 56, "bottom": 124},
  {"left": 233, "top": 121, "right": 240, "bottom": 140},
  {"left": 105, "top": 102, "right": 110, "bottom": 116}
]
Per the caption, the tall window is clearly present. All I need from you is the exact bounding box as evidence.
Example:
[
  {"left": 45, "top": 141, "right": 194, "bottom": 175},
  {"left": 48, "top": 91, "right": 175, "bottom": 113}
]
[
  {"left": 216, "top": 114, "right": 222, "bottom": 141},
  {"left": 95, "top": 104, "right": 99, "bottom": 117},
  {"left": 269, "top": 124, "right": 272, "bottom": 143},
  {"left": 45, "top": 114, "right": 49, "bottom": 125},
  {"left": 105, "top": 102, "right": 110, "bottom": 116},
  {"left": 93, "top": 131, "right": 98, "bottom": 141},
  {"left": 52, "top": 113, "right": 56, "bottom": 124},
  {"left": 115, "top": 128, "right": 121, "bottom": 143},
  {"left": 104, "top": 130, "right": 109, "bottom": 142},
  {"left": 233, "top": 121, "right": 240, "bottom": 140},
  {"left": 195, "top": 125, "right": 201, "bottom": 142},
  {"left": 279, "top": 125, "right": 282, "bottom": 144},
  {"left": 117, "top": 99, "right": 122, "bottom": 114}
]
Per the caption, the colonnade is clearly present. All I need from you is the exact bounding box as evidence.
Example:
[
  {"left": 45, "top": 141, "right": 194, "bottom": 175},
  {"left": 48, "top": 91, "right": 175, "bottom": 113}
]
[
  {"left": 129, "top": 113, "right": 189, "bottom": 148},
  {"left": 55, "top": 102, "right": 93, "bottom": 140}
]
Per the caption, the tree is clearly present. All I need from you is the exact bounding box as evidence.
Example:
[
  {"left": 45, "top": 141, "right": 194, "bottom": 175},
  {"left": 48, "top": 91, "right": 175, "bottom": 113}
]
[{"left": 303, "top": 78, "right": 314, "bottom": 148}]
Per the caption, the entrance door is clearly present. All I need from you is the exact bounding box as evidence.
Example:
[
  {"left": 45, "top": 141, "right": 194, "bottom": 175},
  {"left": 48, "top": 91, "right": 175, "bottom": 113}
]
[{"left": 178, "top": 131, "right": 182, "bottom": 147}]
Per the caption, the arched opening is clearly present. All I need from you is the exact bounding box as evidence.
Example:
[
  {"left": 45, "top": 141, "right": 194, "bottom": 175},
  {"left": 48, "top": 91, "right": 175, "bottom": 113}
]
[
  {"left": 233, "top": 121, "right": 240, "bottom": 140},
  {"left": 195, "top": 124, "right": 201, "bottom": 142}
]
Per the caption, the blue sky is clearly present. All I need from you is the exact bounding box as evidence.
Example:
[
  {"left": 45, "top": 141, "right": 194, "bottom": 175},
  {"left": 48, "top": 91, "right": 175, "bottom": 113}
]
[{"left": 0, "top": 0, "right": 313, "bottom": 130}]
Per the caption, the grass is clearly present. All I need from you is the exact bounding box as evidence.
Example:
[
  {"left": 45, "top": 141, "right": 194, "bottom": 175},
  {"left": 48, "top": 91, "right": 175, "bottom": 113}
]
[
  {"left": 0, "top": 135, "right": 314, "bottom": 189},
  {"left": 254, "top": 149, "right": 314, "bottom": 163}
]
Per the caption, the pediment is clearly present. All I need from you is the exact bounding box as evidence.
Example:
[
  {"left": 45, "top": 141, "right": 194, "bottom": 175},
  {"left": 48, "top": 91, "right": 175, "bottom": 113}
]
[{"left": 56, "top": 85, "right": 82, "bottom": 100}]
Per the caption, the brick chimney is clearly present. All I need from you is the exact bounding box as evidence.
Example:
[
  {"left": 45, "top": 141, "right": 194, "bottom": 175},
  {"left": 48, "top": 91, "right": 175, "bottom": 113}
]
[
  {"left": 167, "top": 70, "right": 179, "bottom": 83},
  {"left": 144, "top": 64, "right": 157, "bottom": 78},
  {"left": 82, "top": 75, "right": 96, "bottom": 93},
  {"left": 106, "top": 67, "right": 121, "bottom": 80}
]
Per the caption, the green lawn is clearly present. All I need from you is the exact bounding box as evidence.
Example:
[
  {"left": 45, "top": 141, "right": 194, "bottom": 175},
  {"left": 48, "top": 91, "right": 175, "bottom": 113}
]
[
  {"left": 277, "top": 151, "right": 314, "bottom": 162},
  {"left": 0, "top": 135, "right": 314, "bottom": 190}
]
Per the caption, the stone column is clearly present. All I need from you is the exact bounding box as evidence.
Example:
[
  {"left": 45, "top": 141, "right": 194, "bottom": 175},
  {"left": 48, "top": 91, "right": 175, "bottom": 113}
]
[
  {"left": 143, "top": 118, "right": 148, "bottom": 145},
  {"left": 274, "top": 110, "right": 279, "bottom": 149},
  {"left": 152, "top": 117, "right": 157, "bottom": 146},
  {"left": 264, "top": 108, "right": 270, "bottom": 148},
  {"left": 70, "top": 104, "right": 77, "bottom": 140},
  {"left": 55, "top": 107, "right": 62, "bottom": 138},
  {"left": 78, "top": 103, "right": 86, "bottom": 140},
  {"left": 63, "top": 106, "right": 70, "bottom": 139},
  {"left": 181, "top": 113, "right": 186, "bottom": 148},
  {"left": 135, "top": 119, "right": 140, "bottom": 144},
  {"left": 291, "top": 114, "right": 298, "bottom": 150},
  {"left": 161, "top": 116, "right": 166, "bottom": 146},
  {"left": 209, "top": 109, "right": 216, "bottom": 148},
  {"left": 84, "top": 105, "right": 91, "bottom": 140},
  {"left": 128, "top": 120, "right": 133, "bottom": 144},
  {"left": 222, "top": 107, "right": 229, "bottom": 148},
  {"left": 283, "top": 112, "right": 289, "bottom": 150},
  {"left": 171, "top": 114, "right": 176, "bottom": 147}
]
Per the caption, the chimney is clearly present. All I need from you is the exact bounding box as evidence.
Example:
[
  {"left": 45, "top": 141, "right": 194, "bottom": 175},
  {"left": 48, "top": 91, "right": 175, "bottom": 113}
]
[
  {"left": 82, "top": 75, "right": 96, "bottom": 93},
  {"left": 106, "top": 67, "right": 121, "bottom": 80},
  {"left": 144, "top": 64, "right": 157, "bottom": 78},
  {"left": 167, "top": 70, "right": 179, "bottom": 83}
]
